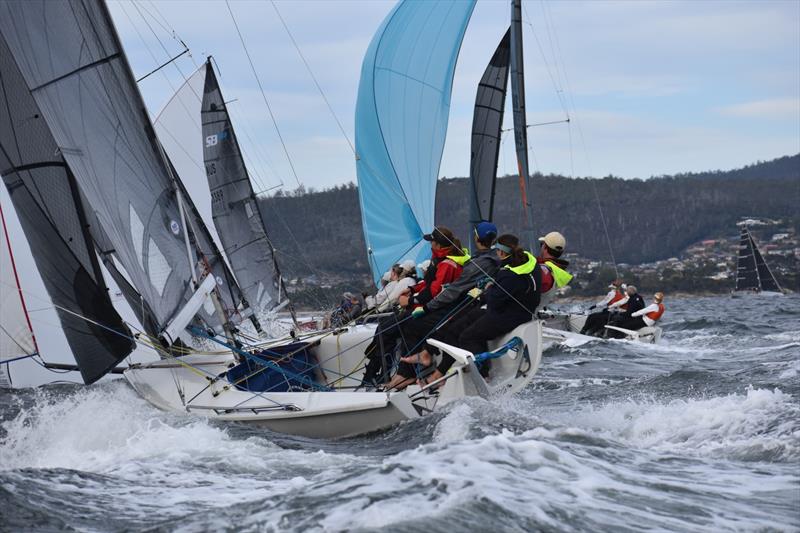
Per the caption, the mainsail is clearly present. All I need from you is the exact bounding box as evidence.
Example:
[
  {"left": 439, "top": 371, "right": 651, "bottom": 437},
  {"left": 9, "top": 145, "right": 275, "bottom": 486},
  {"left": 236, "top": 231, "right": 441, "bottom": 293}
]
[
  {"left": 469, "top": 28, "right": 511, "bottom": 232},
  {"left": 0, "top": 34, "right": 134, "bottom": 384},
  {"left": 0, "top": 0, "right": 235, "bottom": 345},
  {"left": 0, "top": 202, "right": 37, "bottom": 388},
  {"left": 355, "top": 0, "right": 476, "bottom": 284},
  {"left": 509, "top": 0, "right": 535, "bottom": 243},
  {"left": 201, "top": 59, "right": 287, "bottom": 316},
  {"left": 736, "top": 227, "right": 781, "bottom": 292}
]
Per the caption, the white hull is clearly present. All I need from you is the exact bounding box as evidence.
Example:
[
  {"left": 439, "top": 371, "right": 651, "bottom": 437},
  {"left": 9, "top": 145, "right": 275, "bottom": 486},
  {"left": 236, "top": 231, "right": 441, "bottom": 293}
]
[{"left": 124, "top": 321, "right": 543, "bottom": 438}]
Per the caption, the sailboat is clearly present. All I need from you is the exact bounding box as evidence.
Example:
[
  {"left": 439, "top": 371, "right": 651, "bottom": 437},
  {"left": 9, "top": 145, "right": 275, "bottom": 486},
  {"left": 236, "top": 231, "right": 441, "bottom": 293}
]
[
  {"left": 0, "top": 0, "right": 542, "bottom": 438},
  {"left": 733, "top": 224, "right": 783, "bottom": 296}
]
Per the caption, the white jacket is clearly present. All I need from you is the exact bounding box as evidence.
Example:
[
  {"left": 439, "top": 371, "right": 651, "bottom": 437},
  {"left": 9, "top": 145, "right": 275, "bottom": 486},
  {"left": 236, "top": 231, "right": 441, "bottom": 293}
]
[
  {"left": 377, "top": 277, "right": 416, "bottom": 312},
  {"left": 608, "top": 295, "right": 629, "bottom": 311},
  {"left": 374, "top": 280, "right": 397, "bottom": 308},
  {"left": 632, "top": 303, "right": 661, "bottom": 327}
]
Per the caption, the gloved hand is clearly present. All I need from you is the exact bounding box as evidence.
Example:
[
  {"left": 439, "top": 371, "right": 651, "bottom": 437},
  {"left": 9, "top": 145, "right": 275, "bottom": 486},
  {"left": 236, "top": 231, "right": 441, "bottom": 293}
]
[
  {"left": 411, "top": 307, "right": 426, "bottom": 318},
  {"left": 467, "top": 287, "right": 483, "bottom": 299},
  {"left": 588, "top": 304, "right": 596, "bottom": 311},
  {"left": 476, "top": 276, "right": 490, "bottom": 289}
]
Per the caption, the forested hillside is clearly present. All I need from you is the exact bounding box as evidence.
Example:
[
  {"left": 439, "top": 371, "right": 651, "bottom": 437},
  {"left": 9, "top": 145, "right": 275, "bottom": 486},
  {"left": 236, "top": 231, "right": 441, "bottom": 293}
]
[{"left": 261, "top": 154, "right": 799, "bottom": 281}]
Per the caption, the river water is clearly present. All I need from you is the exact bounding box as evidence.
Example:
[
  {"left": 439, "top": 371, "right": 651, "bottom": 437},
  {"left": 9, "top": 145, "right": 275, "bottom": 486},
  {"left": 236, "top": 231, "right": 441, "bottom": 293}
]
[{"left": 1, "top": 295, "right": 798, "bottom": 531}]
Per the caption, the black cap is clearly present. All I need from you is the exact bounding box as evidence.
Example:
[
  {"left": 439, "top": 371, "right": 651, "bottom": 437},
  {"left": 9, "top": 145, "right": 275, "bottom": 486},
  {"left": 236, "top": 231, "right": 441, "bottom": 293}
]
[{"left": 423, "top": 227, "right": 453, "bottom": 246}]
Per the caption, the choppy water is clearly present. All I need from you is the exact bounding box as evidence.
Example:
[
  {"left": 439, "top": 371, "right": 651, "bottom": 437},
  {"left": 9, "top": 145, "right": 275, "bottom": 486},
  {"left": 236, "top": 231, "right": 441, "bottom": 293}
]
[{"left": 1, "top": 295, "right": 798, "bottom": 532}]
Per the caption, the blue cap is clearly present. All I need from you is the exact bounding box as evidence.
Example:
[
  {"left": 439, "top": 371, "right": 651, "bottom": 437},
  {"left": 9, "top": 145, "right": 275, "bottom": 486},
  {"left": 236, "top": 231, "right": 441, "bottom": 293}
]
[{"left": 474, "top": 221, "right": 498, "bottom": 240}]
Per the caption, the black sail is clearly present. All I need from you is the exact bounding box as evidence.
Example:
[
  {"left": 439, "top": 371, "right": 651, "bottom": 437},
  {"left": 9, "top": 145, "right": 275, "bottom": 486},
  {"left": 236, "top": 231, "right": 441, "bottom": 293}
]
[
  {"left": 469, "top": 29, "right": 511, "bottom": 231},
  {"left": 750, "top": 232, "right": 782, "bottom": 292},
  {"left": 0, "top": 36, "right": 134, "bottom": 384},
  {"left": 0, "top": 0, "right": 234, "bottom": 337},
  {"left": 509, "top": 0, "right": 535, "bottom": 242},
  {"left": 735, "top": 228, "right": 760, "bottom": 291},
  {"left": 201, "top": 60, "right": 289, "bottom": 317}
]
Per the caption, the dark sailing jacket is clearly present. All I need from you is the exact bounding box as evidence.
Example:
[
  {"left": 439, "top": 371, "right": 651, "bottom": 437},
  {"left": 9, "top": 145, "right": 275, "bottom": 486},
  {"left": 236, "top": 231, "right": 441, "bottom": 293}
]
[
  {"left": 485, "top": 252, "right": 541, "bottom": 326},
  {"left": 423, "top": 248, "right": 500, "bottom": 313}
]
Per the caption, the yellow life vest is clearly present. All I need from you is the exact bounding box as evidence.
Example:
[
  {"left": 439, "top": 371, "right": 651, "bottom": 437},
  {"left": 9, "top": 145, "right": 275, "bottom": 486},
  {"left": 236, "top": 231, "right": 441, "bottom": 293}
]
[
  {"left": 504, "top": 251, "right": 537, "bottom": 275},
  {"left": 446, "top": 248, "right": 471, "bottom": 266},
  {"left": 545, "top": 260, "right": 573, "bottom": 287}
]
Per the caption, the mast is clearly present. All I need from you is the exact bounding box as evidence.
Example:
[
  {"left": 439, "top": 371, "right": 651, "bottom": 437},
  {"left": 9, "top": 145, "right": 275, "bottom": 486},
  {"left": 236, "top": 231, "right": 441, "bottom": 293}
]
[{"left": 509, "top": 0, "right": 536, "bottom": 245}]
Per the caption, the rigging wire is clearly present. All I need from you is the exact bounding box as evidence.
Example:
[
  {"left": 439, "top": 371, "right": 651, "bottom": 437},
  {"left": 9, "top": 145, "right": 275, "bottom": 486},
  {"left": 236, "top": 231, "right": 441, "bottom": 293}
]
[
  {"left": 524, "top": 0, "right": 620, "bottom": 278},
  {"left": 225, "top": 0, "right": 303, "bottom": 187},
  {"left": 268, "top": 0, "right": 355, "bottom": 155}
]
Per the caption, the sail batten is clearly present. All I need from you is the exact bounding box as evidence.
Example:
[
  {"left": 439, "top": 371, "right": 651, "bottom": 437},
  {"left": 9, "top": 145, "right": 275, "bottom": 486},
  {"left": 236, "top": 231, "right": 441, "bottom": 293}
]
[{"left": 356, "top": 0, "right": 476, "bottom": 284}]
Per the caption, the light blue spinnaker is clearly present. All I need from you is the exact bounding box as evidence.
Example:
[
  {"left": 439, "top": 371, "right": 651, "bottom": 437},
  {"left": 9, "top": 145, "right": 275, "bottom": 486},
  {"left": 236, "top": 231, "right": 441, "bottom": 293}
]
[{"left": 355, "top": 0, "right": 476, "bottom": 285}]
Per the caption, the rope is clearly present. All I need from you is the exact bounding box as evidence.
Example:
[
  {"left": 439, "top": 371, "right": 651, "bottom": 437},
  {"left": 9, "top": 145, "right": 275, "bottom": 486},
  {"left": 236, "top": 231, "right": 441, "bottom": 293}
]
[{"left": 269, "top": 0, "right": 355, "bottom": 155}]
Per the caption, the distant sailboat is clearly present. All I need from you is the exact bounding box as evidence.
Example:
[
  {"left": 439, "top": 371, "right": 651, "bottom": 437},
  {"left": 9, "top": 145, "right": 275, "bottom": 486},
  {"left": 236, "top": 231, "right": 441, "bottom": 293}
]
[{"left": 734, "top": 225, "right": 783, "bottom": 295}]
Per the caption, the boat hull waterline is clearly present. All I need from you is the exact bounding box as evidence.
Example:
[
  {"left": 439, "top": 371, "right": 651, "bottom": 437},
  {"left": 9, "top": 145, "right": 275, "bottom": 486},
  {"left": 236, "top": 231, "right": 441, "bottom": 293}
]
[{"left": 124, "top": 322, "right": 543, "bottom": 438}]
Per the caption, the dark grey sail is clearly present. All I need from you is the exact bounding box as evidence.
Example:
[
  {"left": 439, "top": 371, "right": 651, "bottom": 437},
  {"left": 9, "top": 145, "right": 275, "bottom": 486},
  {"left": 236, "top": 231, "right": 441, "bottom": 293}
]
[
  {"left": 750, "top": 231, "right": 782, "bottom": 292},
  {"left": 509, "top": 0, "right": 535, "bottom": 242},
  {"left": 469, "top": 28, "right": 511, "bottom": 233},
  {"left": 171, "top": 159, "right": 248, "bottom": 329},
  {"left": 735, "top": 228, "right": 759, "bottom": 291},
  {"left": 0, "top": 36, "right": 134, "bottom": 384},
  {"left": 0, "top": 0, "right": 228, "bottom": 340},
  {"left": 201, "top": 59, "right": 291, "bottom": 319}
]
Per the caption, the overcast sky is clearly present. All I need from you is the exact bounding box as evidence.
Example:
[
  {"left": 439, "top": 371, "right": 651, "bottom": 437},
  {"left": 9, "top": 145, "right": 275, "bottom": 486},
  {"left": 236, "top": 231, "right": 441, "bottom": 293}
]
[
  {"left": 111, "top": 0, "right": 800, "bottom": 191},
  {"left": 4, "top": 0, "right": 799, "bottom": 386}
]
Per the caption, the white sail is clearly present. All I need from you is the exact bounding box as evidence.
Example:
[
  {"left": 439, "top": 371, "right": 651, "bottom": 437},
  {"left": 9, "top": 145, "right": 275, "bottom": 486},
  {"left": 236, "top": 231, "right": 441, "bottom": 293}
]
[{"left": 0, "top": 202, "right": 37, "bottom": 387}]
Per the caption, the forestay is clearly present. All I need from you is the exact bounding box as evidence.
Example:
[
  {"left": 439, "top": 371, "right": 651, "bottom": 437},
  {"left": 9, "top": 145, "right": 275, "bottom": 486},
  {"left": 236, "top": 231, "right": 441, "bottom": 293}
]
[
  {"left": 0, "top": 34, "right": 134, "bottom": 384},
  {"left": 0, "top": 0, "right": 238, "bottom": 339},
  {"left": 355, "top": 0, "right": 476, "bottom": 284},
  {"left": 469, "top": 29, "right": 511, "bottom": 231}
]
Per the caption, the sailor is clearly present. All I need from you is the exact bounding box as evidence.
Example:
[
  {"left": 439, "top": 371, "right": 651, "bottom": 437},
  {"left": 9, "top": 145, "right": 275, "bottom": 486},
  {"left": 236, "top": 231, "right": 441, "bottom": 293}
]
[
  {"left": 536, "top": 231, "right": 573, "bottom": 307},
  {"left": 417, "top": 259, "right": 431, "bottom": 279},
  {"left": 386, "top": 222, "right": 500, "bottom": 389},
  {"left": 580, "top": 280, "right": 625, "bottom": 336},
  {"left": 607, "top": 292, "right": 665, "bottom": 337},
  {"left": 375, "top": 260, "right": 417, "bottom": 312},
  {"left": 362, "top": 227, "right": 467, "bottom": 387},
  {"left": 370, "top": 265, "right": 401, "bottom": 310},
  {"left": 399, "top": 226, "right": 468, "bottom": 310},
  {"left": 399, "top": 234, "right": 541, "bottom": 387},
  {"left": 607, "top": 285, "right": 645, "bottom": 331}
]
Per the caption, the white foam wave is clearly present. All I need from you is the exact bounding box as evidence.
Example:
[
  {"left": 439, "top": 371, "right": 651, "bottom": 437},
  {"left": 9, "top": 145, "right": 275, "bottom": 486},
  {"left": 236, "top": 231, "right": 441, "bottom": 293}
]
[{"left": 555, "top": 387, "right": 800, "bottom": 461}]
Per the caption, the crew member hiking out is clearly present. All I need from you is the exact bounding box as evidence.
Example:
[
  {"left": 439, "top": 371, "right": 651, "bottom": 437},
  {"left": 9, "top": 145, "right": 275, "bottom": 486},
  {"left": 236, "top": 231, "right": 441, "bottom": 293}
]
[
  {"left": 397, "top": 234, "right": 542, "bottom": 389},
  {"left": 384, "top": 222, "right": 500, "bottom": 390},
  {"left": 536, "top": 231, "right": 572, "bottom": 308},
  {"left": 608, "top": 292, "right": 665, "bottom": 338},
  {"left": 581, "top": 279, "right": 625, "bottom": 336},
  {"left": 361, "top": 226, "right": 466, "bottom": 387}
]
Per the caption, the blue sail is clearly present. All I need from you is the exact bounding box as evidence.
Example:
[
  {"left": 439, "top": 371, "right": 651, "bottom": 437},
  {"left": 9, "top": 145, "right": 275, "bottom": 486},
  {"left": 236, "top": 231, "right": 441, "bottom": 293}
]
[{"left": 355, "top": 0, "right": 476, "bottom": 285}]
